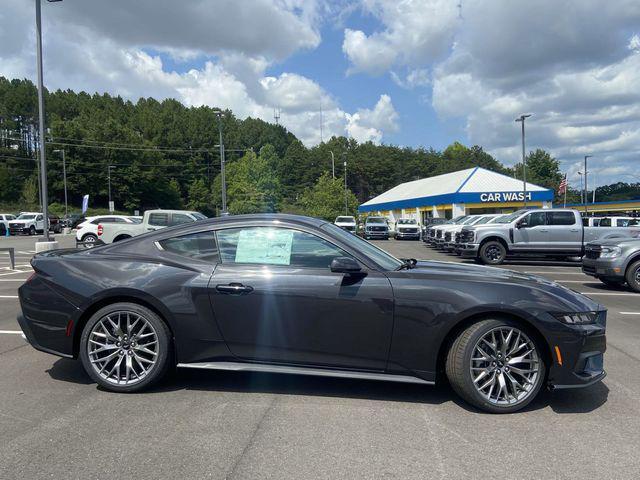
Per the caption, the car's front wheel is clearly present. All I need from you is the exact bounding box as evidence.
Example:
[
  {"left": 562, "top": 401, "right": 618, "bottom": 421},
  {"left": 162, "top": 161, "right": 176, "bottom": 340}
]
[
  {"left": 625, "top": 260, "right": 640, "bottom": 293},
  {"left": 479, "top": 240, "right": 506, "bottom": 265},
  {"left": 79, "top": 302, "right": 172, "bottom": 392},
  {"left": 446, "top": 319, "right": 546, "bottom": 413},
  {"left": 29, "top": 226, "right": 36, "bottom": 236}
]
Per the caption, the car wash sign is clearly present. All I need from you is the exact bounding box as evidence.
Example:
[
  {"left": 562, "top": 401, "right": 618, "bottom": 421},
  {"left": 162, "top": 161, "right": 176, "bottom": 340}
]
[{"left": 480, "top": 192, "right": 532, "bottom": 202}]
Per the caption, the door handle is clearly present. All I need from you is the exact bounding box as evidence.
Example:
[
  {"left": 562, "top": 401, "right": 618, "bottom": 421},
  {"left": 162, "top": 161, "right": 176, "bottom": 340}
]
[
  {"left": 215, "top": 283, "right": 254, "bottom": 295},
  {"left": 539, "top": 229, "right": 548, "bottom": 232},
  {"left": 570, "top": 229, "right": 579, "bottom": 232}
]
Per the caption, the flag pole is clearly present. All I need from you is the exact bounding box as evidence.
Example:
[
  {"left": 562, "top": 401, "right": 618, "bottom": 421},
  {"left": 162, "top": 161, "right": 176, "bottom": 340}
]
[{"left": 563, "top": 174, "right": 567, "bottom": 208}]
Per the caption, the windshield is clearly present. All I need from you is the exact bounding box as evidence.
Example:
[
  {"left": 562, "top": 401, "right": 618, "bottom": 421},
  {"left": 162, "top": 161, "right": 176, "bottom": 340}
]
[
  {"left": 128, "top": 217, "right": 143, "bottom": 224},
  {"left": 487, "top": 215, "right": 506, "bottom": 224},
  {"left": 366, "top": 217, "right": 386, "bottom": 224},
  {"left": 17, "top": 214, "right": 36, "bottom": 220},
  {"left": 450, "top": 216, "right": 468, "bottom": 224},
  {"left": 461, "top": 216, "right": 479, "bottom": 224},
  {"left": 335, "top": 216, "right": 355, "bottom": 223},
  {"left": 493, "top": 210, "right": 528, "bottom": 224},
  {"left": 191, "top": 212, "right": 207, "bottom": 220},
  {"left": 321, "top": 223, "right": 403, "bottom": 271},
  {"left": 468, "top": 216, "right": 487, "bottom": 225},
  {"left": 397, "top": 219, "right": 417, "bottom": 224}
]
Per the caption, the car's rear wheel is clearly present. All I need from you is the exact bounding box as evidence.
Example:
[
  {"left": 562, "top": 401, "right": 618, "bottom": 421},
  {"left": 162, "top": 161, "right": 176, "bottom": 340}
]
[
  {"left": 79, "top": 302, "right": 172, "bottom": 392},
  {"left": 479, "top": 240, "right": 506, "bottom": 265},
  {"left": 82, "top": 233, "right": 98, "bottom": 246},
  {"left": 446, "top": 319, "right": 546, "bottom": 413},
  {"left": 625, "top": 260, "right": 640, "bottom": 293}
]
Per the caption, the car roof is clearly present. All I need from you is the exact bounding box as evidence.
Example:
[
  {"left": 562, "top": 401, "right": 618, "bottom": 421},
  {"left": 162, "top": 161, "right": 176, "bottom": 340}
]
[{"left": 145, "top": 209, "right": 200, "bottom": 215}]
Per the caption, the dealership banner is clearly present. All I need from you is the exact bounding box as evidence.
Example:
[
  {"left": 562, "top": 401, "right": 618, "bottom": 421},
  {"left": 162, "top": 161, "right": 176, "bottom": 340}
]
[{"left": 82, "top": 194, "right": 89, "bottom": 214}]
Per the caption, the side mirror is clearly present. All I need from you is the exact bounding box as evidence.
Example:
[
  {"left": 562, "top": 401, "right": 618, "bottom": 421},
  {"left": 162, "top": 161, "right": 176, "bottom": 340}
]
[
  {"left": 516, "top": 220, "right": 528, "bottom": 229},
  {"left": 330, "top": 257, "right": 362, "bottom": 274}
]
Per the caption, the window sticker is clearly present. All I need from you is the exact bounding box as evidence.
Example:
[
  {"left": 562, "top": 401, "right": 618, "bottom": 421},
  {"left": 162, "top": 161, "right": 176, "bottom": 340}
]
[{"left": 235, "top": 228, "right": 293, "bottom": 265}]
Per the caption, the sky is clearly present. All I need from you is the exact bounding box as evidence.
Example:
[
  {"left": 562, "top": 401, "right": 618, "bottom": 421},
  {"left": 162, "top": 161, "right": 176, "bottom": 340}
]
[{"left": 1, "top": 0, "right": 639, "bottom": 189}]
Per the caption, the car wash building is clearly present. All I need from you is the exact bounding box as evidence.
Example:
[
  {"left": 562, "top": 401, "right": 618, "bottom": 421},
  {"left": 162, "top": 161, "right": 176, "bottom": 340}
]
[{"left": 358, "top": 167, "right": 554, "bottom": 222}]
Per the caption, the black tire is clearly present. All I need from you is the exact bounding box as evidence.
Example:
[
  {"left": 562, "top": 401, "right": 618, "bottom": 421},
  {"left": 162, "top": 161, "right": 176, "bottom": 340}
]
[
  {"left": 479, "top": 240, "right": 507, "bottom": 265},
  {"left": 446, "top": 319, "right": 546, "bottom": 413},
  {"left": 625, "top": 260, "right": 640, "bottom": 293},
  {"left": 79, "top": 302, "right": 172, "bottom": 392},
  {"left": 29, "top": 225, "right": 36, "bottom": 236},
  {"left": 82, "top": 233, "right": 98, "bottom": 245}
]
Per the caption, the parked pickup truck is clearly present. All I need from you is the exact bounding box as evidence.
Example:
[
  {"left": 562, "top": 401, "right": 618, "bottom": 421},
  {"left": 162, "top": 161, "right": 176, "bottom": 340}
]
[
  {"left": 457, "top": 208, "right": 640, "bottom": 265},
  {"left": 96, "top": 209, "right": 206, "bottom": 244},
  {"left": 583, "top": 237, "right": 640, "bottom": 291}
]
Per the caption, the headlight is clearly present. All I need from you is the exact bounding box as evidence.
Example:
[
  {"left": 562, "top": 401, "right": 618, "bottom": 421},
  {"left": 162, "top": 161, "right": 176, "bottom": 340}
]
[
  {"left": 600, "top": 246, "right": 622, "bottom": 258},
  {"left": 551, "top": 311, "right": 599, "bottom": 325}
]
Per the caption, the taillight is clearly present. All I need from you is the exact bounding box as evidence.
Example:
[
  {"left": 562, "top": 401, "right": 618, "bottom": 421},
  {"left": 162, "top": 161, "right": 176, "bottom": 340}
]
[
  {"left": 97, "top": 224, "right": 103, "bottom": 236},
  {"left": 26, "top": 271, "right": 37, "bottom": 283}
]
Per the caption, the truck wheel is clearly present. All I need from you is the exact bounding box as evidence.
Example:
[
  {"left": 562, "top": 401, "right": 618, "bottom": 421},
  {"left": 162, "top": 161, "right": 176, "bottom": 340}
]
[
  {"left": 625, "top": 261, "right": 640, "bottom": 293},
  {"left": 29, "top": 226, "right": 36, "bottom": 236},
  {"left": 479, "top": 241, "right": 506, "bottom": 265}
]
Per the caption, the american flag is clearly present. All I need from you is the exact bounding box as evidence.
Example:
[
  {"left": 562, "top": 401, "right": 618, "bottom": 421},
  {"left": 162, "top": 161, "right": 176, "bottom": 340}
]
[{"left": 558, "top": 174, "right": 568, "bottom": 195}]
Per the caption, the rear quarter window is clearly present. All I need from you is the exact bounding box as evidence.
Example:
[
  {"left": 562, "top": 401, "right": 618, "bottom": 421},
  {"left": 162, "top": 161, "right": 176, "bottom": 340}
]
[{"left": 158, "top": 231, "right": 218, "bottom": 263}]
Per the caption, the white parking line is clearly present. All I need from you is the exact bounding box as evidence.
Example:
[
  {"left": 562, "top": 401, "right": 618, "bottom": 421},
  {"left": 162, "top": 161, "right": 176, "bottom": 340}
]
[
  {"left": 0, "top": 330, "right": 23, "bottom": 335},
  {"left": 619, "top": 312, "right": 640, "bottom": 315},
  {"left": 579, "top": 292, "right": 639, "bottom": 296},
  {"left": 0, "top": 270, "right": 32, "bottom": 277},
  {"left": 554, "top": 280, "right": 595, "bottom": 283},
  {"left": 0, "top": 279, "right": 26, "bottom": 282},
  {"left": 0, "top": 295, "right": 19, "bottom": 299},
  {"left": 525, "top": 271, "right": 587, "bottom": 275}
]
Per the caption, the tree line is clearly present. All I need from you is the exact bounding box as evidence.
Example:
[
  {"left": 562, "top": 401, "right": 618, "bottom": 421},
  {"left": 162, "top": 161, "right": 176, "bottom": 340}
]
[{"left": 0, "top": 76, "right": 633, "bottom": 220}]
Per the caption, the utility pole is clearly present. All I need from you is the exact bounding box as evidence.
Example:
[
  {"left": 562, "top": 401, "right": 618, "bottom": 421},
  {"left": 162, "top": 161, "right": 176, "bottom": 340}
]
[
  {"left": 53, "top": 149, "right": 67, "bottom": 217},
  {"left": 578, "top": 172, "right": 584, "bottom": 204},
  {"left": 515, "top": 114, "right": 532, "bottom": 208},
  {"left": 584, "top": 155, "right": 592, "bottom": 215},
  {"left": 343, "top": 159, "right": 348, "bottom": 215},
  {"left": 36, "top": 0, "right": 50, "bottom": 241},
  {"left": 214, "top": 110, "right": 227, "bottom": 215},
  {"left": 330, "top": 150, "right": 335, "bottom": 179},
  {"left": 107, "top": 165, "right": 116, "bottom": 212}
]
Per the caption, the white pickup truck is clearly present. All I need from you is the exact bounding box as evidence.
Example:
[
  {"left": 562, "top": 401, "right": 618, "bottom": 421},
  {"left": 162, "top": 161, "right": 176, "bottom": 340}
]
[{"left": 95, "top": 209, "right": 206, "bottom": 244}]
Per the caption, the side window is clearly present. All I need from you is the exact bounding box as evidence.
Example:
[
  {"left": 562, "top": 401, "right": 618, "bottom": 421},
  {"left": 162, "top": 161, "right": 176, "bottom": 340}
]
[
  {"left": 159, "top": 231, "right": 218, "bottom": 263},
  {"left": 36, "top": 215, "right": 43, "bottom": 221},
  {"left": 548, "top": 212, "right": 576, "bottom": 226},
  {"left": 599, "top": 218, "right": 611, "bottom": 227},
  {"left": 617, "top": 219, "right": 630, "bottom": 227},
  {"left": 113, "top": 217, "right": 128, "bottom": 224},
  {"left": 148, "top": 213, "right": 169, "bottom": 227},
  {"left": 170, "top": 213, "right": 194, "bottom": 226},
  {"left": 217, "top": 227, "right": 351, "bottom": 268},
  {"left": 582, "top": 218, "right": 589, "bottom": 227},
  {"left": 526, "top": 212, "right": 546, "bottom": 227}
]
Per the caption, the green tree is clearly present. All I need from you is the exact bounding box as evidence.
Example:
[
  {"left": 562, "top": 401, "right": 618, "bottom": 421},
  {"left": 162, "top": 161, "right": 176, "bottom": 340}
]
[
  {"left": 512, "top": 149, "right": 563, "bottom": 201},
  {"left": 298, "top": 172, "right": 359, "bottom": 221},
  {"left": 187, "top": 178, "right": 213, "bottom": 215},
  {"left": 20, "top": 176, "right": 39, "bottom": 209}
]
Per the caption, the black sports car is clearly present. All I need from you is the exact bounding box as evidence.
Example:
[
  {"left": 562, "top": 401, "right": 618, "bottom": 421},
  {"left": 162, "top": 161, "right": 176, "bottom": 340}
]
[{"left": 18, "top": 214, "right": 606, "bottom": 413}]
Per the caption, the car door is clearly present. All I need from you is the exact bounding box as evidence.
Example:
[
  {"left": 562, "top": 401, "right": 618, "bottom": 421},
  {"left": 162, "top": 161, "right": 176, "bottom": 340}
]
[
  {"left": 512, "top": 211, "right": 549, "bottom": 251},
  {"left": 209, "top": 225, "right": 395, "bottom": 370},
  {"left": 546, "top": 211, "right": 581, "bottom": 252},
  {"left": 35, "top": 214, "right": 44, "bottom": 232}
]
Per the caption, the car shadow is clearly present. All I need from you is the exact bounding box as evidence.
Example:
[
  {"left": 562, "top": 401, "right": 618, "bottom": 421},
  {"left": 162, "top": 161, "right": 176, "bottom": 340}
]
[{"left": 46, "top": 358, "right": 610, "bottom": 414}]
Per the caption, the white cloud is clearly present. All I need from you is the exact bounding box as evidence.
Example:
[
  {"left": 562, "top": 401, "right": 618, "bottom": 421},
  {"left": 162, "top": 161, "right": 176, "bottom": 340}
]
[
  {"left": 346, "top": 94, "right": 399, "bottom": 143},
  {"left": 342, "top": 0, "right": 458, "bottom": 75},
  {"left": 0, "top": 0, "right": 400, "bottom": 147}
]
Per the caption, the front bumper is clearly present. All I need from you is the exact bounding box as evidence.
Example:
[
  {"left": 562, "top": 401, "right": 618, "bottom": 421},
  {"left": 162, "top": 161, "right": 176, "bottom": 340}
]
[
  {"left": 459, "top": 243, "right": 480, "bottom": 257},
  {"left": 9, "top": 226, "right": 31, "bottom": 235},
  {"left": 582, "top": 257, "right": 625, "bottom": 280},
  {"left": 364, "top": 230, "right": 389, "bottom": 239},
  {"left": 546, "top": 318, "right": 607, "bottom": 390},
  {"left": 396, "top": 231, "right": 420, "bottom": 239}
]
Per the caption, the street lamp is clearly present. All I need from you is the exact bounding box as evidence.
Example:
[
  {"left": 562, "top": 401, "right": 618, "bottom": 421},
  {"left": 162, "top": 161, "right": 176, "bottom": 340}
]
[
  {"left": 53, "top": 149, "right": 67, "bottom": 217},
  {"left": 107, "top": 165, "right": 116, "bottom": 212},
  {"left": 584, "top": 155, "right": 592, "bottom": 215},
  {"left": 343, "top": 160, "right": 348, "bottom": 215},
  {"left": 213, "top": 110, "right": 227, "bottom": 215},
  {"left": 35, "top": 0, "right": 63, "bottom": 242},
  {"left": 515, "top": 113, "right": 533, "bottom": 208}
]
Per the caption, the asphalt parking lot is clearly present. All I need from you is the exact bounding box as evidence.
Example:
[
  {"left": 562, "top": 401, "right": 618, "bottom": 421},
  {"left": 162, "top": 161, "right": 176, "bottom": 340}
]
[{"left": 1, "top": 234, "right": 639, "bottom": 479}]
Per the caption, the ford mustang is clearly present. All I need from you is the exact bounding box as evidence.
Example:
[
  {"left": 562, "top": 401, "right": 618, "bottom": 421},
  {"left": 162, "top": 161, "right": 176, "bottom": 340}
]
[{"left": 18, "top": 214, "right": 606, "bottom": 413}]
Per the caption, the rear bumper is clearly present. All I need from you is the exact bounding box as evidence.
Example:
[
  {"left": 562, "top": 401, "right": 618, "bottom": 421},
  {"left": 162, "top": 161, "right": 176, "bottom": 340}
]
[{"left": 17, "top": 313, "right": 73, "bottom": 359}]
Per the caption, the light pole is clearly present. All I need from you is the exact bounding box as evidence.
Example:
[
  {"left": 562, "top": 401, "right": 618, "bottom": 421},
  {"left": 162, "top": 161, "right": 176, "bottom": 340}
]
[
  {"left": 107, "top": 165, "right": 116, "bottom": 212},
  {"left": 53, "top": 149, "right": 67, "bottom": 217},
  {"left": 515, "top": 113, "right": 533, "bottom": 208},
  {"left": 35, "top": 0, "right": 62, "bottom": 241},
  {"left": 213, "top": 110, "right": 227, "bottom": 214},
  {"left": 329, "top": 150, "right": 335, "bottom": 179},
  {"left": 343, "top": 160, "right": 348, "bottom": 215},
  {"left": 584, "top": 155, "right": 592, "bottom": 215}
]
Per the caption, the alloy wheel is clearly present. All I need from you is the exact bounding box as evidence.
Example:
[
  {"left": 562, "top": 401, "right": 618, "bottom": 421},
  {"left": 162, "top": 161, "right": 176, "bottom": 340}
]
[
  {"left": 87, "top": 311, "right": 159, "bottom": 385},
  {"left": 470, "top": 327, "right": 541, "bottom": 406},
  {"left": 486, "top": 245, "right": 503, "bottom": 261}
]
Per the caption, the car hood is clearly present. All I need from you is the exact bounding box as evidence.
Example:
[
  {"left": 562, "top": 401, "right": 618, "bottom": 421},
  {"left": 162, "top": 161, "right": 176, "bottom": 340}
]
[
  {"left": 395, "top": 260, "right": 601, "bottom": 312},
  {"left": 588, "top": 237, "right": 640, "bottom": 247},
  {"left": 11, "top": 219, "right": 33, "bottom": 224}
]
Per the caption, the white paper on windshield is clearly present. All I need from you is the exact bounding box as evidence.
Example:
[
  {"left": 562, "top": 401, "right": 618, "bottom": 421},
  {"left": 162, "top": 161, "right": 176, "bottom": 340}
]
[{"left": 235, "top": 228, "right": 293, "bottom": 265}]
